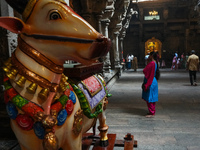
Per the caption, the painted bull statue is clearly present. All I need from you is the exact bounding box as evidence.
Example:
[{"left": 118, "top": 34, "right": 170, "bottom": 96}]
[{"left": 1, "top": 0, "right": 111, "bottom": 149}]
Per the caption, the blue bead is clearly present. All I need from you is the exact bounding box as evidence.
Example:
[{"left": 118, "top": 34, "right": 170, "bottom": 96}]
[
  {"left": 6, "top": 101, "right": 18, "bottom": 119},
  {"left": 69, "top": 91, "right": 76, "bottom": 104},
  {"left": 33, "top": 122, "right": 45, "bottom": 139},
  {"left": 57, "top": 109, "right": 67, "bottom": 126}
]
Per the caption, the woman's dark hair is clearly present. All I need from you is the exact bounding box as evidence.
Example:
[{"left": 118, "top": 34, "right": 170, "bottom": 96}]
[
  {"left": 150, "top": 52, "right": 160, "bottom": 80},
  {"left": 150, "top": 52, "right": 158, "bottom": 62}
]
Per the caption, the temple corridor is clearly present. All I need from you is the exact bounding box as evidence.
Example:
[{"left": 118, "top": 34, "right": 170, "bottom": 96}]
[{"left": 104, "top": 68, "right": 200, "bottom": 150}]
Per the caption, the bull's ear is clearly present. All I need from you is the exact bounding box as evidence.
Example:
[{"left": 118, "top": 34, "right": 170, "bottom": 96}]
[{"left": 0, "top": 17, "right": 24, "bottom": 34}]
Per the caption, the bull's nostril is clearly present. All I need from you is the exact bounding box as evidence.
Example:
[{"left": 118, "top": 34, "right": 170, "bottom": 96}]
[
  {"left": 96, "top": 38, "right": 104, "bottom": 42},
  {"left": 96, "top": 35, "right": 106, "bottom": 42}
]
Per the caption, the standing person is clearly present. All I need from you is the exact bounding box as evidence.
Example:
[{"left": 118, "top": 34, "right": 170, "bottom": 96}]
[
  {"left": 187, "top": 50, "right": 199, "bottom": 86},
  {"left": 185, "top": 53, "right": 189, "bottom": 69},
  {"left": 142, "top": 52, "right": 158, "bottom": 118},
  {"left": 132, "top": 55, "right": 138, "bottom": 71},
  {"left": 145, "top": 50, "right": 150, "bottom": 65},
  {"left": 161, "top": 50, "right": 166, "bottom": 68},
  {"left": 171, "top": 54, "right": 177, "bottom": 70},
  {"left": 181, "top": 53, "right": 186, "bottom": 69},
  {"left": 126, "top": 54, "right": 129, "bottom": 70},
  {"left": 127, "top": 54, "right": 133, "bottom": 69}
]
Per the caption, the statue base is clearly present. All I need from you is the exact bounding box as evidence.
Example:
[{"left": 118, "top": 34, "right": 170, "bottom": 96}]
[{"left": 82, "top": 133, "right": 137, "bottom": 150}]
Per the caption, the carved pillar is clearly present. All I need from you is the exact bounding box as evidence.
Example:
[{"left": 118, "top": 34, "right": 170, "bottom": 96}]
[
  {"left": 102, "top": 20, "right": 110, "bottom": 37},
  {"left": 119, "top": 37, "right": 124, "bottom": 63},
  {"left": 139, "top": 8, "right": 144, "bottom": 65},
  {"left": 101, "top": 0, "right": 115, "bottom": 71},
  {"left": 0, "top": 1, "right": 17, "bottom": 97},
  {"left": 96, "top": 14, "right": 103, "bottom": 33},
  {"left": 79, "top": 0, "right": 95, "bottom": 28},
  {"left": 102, "top": 21, "right": 111, "bottom": 70},
  {"left": 113, "top": 32, "right": 120, "bottom": 66},
  {"left": 1, "top": 1, "right": 17, "bottom": 57},
  {"left": 163, "top": 7, "right": 168, "bottom": 39},
  {"left": 185, "top": 29, "right": 190, "bottom": 53}
]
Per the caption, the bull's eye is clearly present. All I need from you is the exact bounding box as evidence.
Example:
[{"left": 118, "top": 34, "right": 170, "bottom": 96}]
[{"left": 50, "top": 12, "right": 61, "bottom": 20}]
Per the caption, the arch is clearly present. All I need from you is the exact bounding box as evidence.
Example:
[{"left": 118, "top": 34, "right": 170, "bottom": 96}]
[{"left": 145, "top": 37, "right": 162, "bottom": 58}]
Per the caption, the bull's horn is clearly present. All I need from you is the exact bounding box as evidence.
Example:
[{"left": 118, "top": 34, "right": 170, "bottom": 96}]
[{"left": 5, "top": 0, "right": 29, "bottom": 14}]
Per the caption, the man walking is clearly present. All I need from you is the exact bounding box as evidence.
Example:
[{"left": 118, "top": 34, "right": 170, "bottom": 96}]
[{"left": 187, "top": 50, "right": 199, "bottom": 86}]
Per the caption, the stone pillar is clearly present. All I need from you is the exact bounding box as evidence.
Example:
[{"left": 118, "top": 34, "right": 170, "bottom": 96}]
[
  {"left": 96, "top": 14, "right": 103, "bottom": 33},
  {"left": 139, "top": 8, "right": 144, "bottom": 65},
  {"left": 113, "top": 32, "right": 120, "bottom": 66},
  {"left": 0, "top": 1, "right": 17, "bottom": 100},
  {"left": 163, "top": 7, "right": 168, "bottom": 40},
  {"left": 102, "top": 21, "right": 111, "bottom": 71},
  {"left": 1, "top": 0, "right": 17, "bottom": 57},
  {"left": 100, "top": 0, "right": 115, "bottom": 72},
  {"left": 185, "top": 29, "right": 190, "bottom": 53},
  {"left": 119, "top": 37, "right": 124, "bottom": 63}
]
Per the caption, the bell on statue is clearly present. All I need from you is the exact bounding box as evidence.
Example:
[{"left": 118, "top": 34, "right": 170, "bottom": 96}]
[
  {"left": 38, "top": 88, "right": 49, "bottom": 100},
  {"left": 15, "top": 76, "right": 26, "bottom": 88},
  {"left": 27, "top": 82, "right": 38, "bottom": 94},
  {"left": 6, "top": 69, "right": 18, "bottom": 80}
]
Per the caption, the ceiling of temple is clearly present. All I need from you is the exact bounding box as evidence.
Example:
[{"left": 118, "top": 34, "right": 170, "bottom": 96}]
[
  {"left": 132, "top": 0, "right": 171, "bottom": 2},
  {"left": 132, "top": 0, "right": 189, "bottom": 2}
]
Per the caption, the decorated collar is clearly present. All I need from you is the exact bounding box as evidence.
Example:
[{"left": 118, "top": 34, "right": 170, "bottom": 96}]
[
  {"left": 4, "top": 75, "right": 76, "bottom": 139},
  {"left": 18, "top": 36, "right": 64, "bottom": 74}
]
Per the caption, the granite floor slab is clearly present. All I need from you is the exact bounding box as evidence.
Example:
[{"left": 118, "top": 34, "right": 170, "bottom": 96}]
[{"left": 100, "top": 68, "right": 200, "bottom": 150}]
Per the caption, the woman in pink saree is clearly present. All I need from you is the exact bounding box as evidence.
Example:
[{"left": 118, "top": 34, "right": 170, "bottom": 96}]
[{"left": 142, "top": 52, "right": 158, "bottom": 118}]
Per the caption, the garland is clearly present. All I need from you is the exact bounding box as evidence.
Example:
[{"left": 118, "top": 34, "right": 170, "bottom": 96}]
[{"left": 3, "top": 76, "right": 75, "bottom": 139}]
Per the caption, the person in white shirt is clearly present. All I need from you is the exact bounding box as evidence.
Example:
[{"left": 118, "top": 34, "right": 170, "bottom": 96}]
[{"left": 145, "top": 50, "right": 150, "bottom": 65}]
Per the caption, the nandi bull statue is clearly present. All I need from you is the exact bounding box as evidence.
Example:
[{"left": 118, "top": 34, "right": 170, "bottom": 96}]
[{"left": 1, "top": 0, "right": 111, "bottom": 149}]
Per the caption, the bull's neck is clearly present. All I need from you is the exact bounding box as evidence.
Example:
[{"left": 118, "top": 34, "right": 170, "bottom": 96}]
[{"left": 12, "top": 37, "right": 64, "bottom": 92}]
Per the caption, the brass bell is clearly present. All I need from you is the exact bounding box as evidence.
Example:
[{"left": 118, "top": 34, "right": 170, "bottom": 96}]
[
  {"left": 59, "top": 81, "right": 68, "bottom": 92},
  {"left": 6, "top": 69, "right": 18, "bottom": 80},
  {"left": 26, "top": 82, "right": 38, "bottom": 94},
  {"left": 3, "top": 66, "right": 11, "bottom": 73},
  {"left": 15, "top": 76, "right": 26, "bottom": 88},
  {"left": 38, "top": 88, "right": 49, "bottom": 100},
  {"left": 61, "top": 74, "right": 68, "bottom": 82}
]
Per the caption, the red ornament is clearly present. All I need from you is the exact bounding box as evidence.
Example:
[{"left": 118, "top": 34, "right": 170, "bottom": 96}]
[
  {"left": 22, "top": 102, "right": 44, "bottom": 117},
  {"left": 3, "top": 76, "right": 9, "bottom": 82},
  {"left": 65, "top": 100, "right": 74, "bottom": 115},
  {"left": 69, "top": 84, "right": 73, "bottom": 91},
  {"left": 16, "top": 114, "right": 34, "bottom": 130},
  {"left": 4, "top": 88, "right": 18, "bottom": 104},
  {"left": 64, "top": 89, "right": 70, "bottom": 97},
  {"left": 51, "top": 102, "right": 63, "bottom": 112}
]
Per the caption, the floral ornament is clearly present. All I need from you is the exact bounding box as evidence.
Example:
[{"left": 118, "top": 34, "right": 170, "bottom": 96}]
[{"left": 73, "top": 109, "right": 83, "bottom": 136}]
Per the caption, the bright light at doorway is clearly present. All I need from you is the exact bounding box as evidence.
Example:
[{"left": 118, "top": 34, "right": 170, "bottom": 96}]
[{"left": 132, "top": 0, "right": 158, "bottom": 3}]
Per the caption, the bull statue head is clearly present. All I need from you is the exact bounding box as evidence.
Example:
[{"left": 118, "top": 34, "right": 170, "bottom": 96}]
[{"left": 0, "top": 0, "right": 110, "bottom": 65}]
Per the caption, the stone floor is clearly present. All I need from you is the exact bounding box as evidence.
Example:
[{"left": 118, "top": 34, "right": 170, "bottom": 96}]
[
  {"left": 1, "top": 68, "right": 200, "bottom": 150},
  {"left": 102, "top": 68, "right": 200, "bottom": 150}
]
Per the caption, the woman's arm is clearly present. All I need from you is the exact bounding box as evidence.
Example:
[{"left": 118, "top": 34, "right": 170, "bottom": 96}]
[{"left": 144, "top": 61, "right": 155, "bottom": 91}]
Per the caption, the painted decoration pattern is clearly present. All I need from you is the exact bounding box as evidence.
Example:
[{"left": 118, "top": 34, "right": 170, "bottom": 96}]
[
  {"left": 78, "top": 75, "right": 106, "bottom": 110},
  {"left": 82, "top": 76, "right": 102, "bottom": 96}
]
